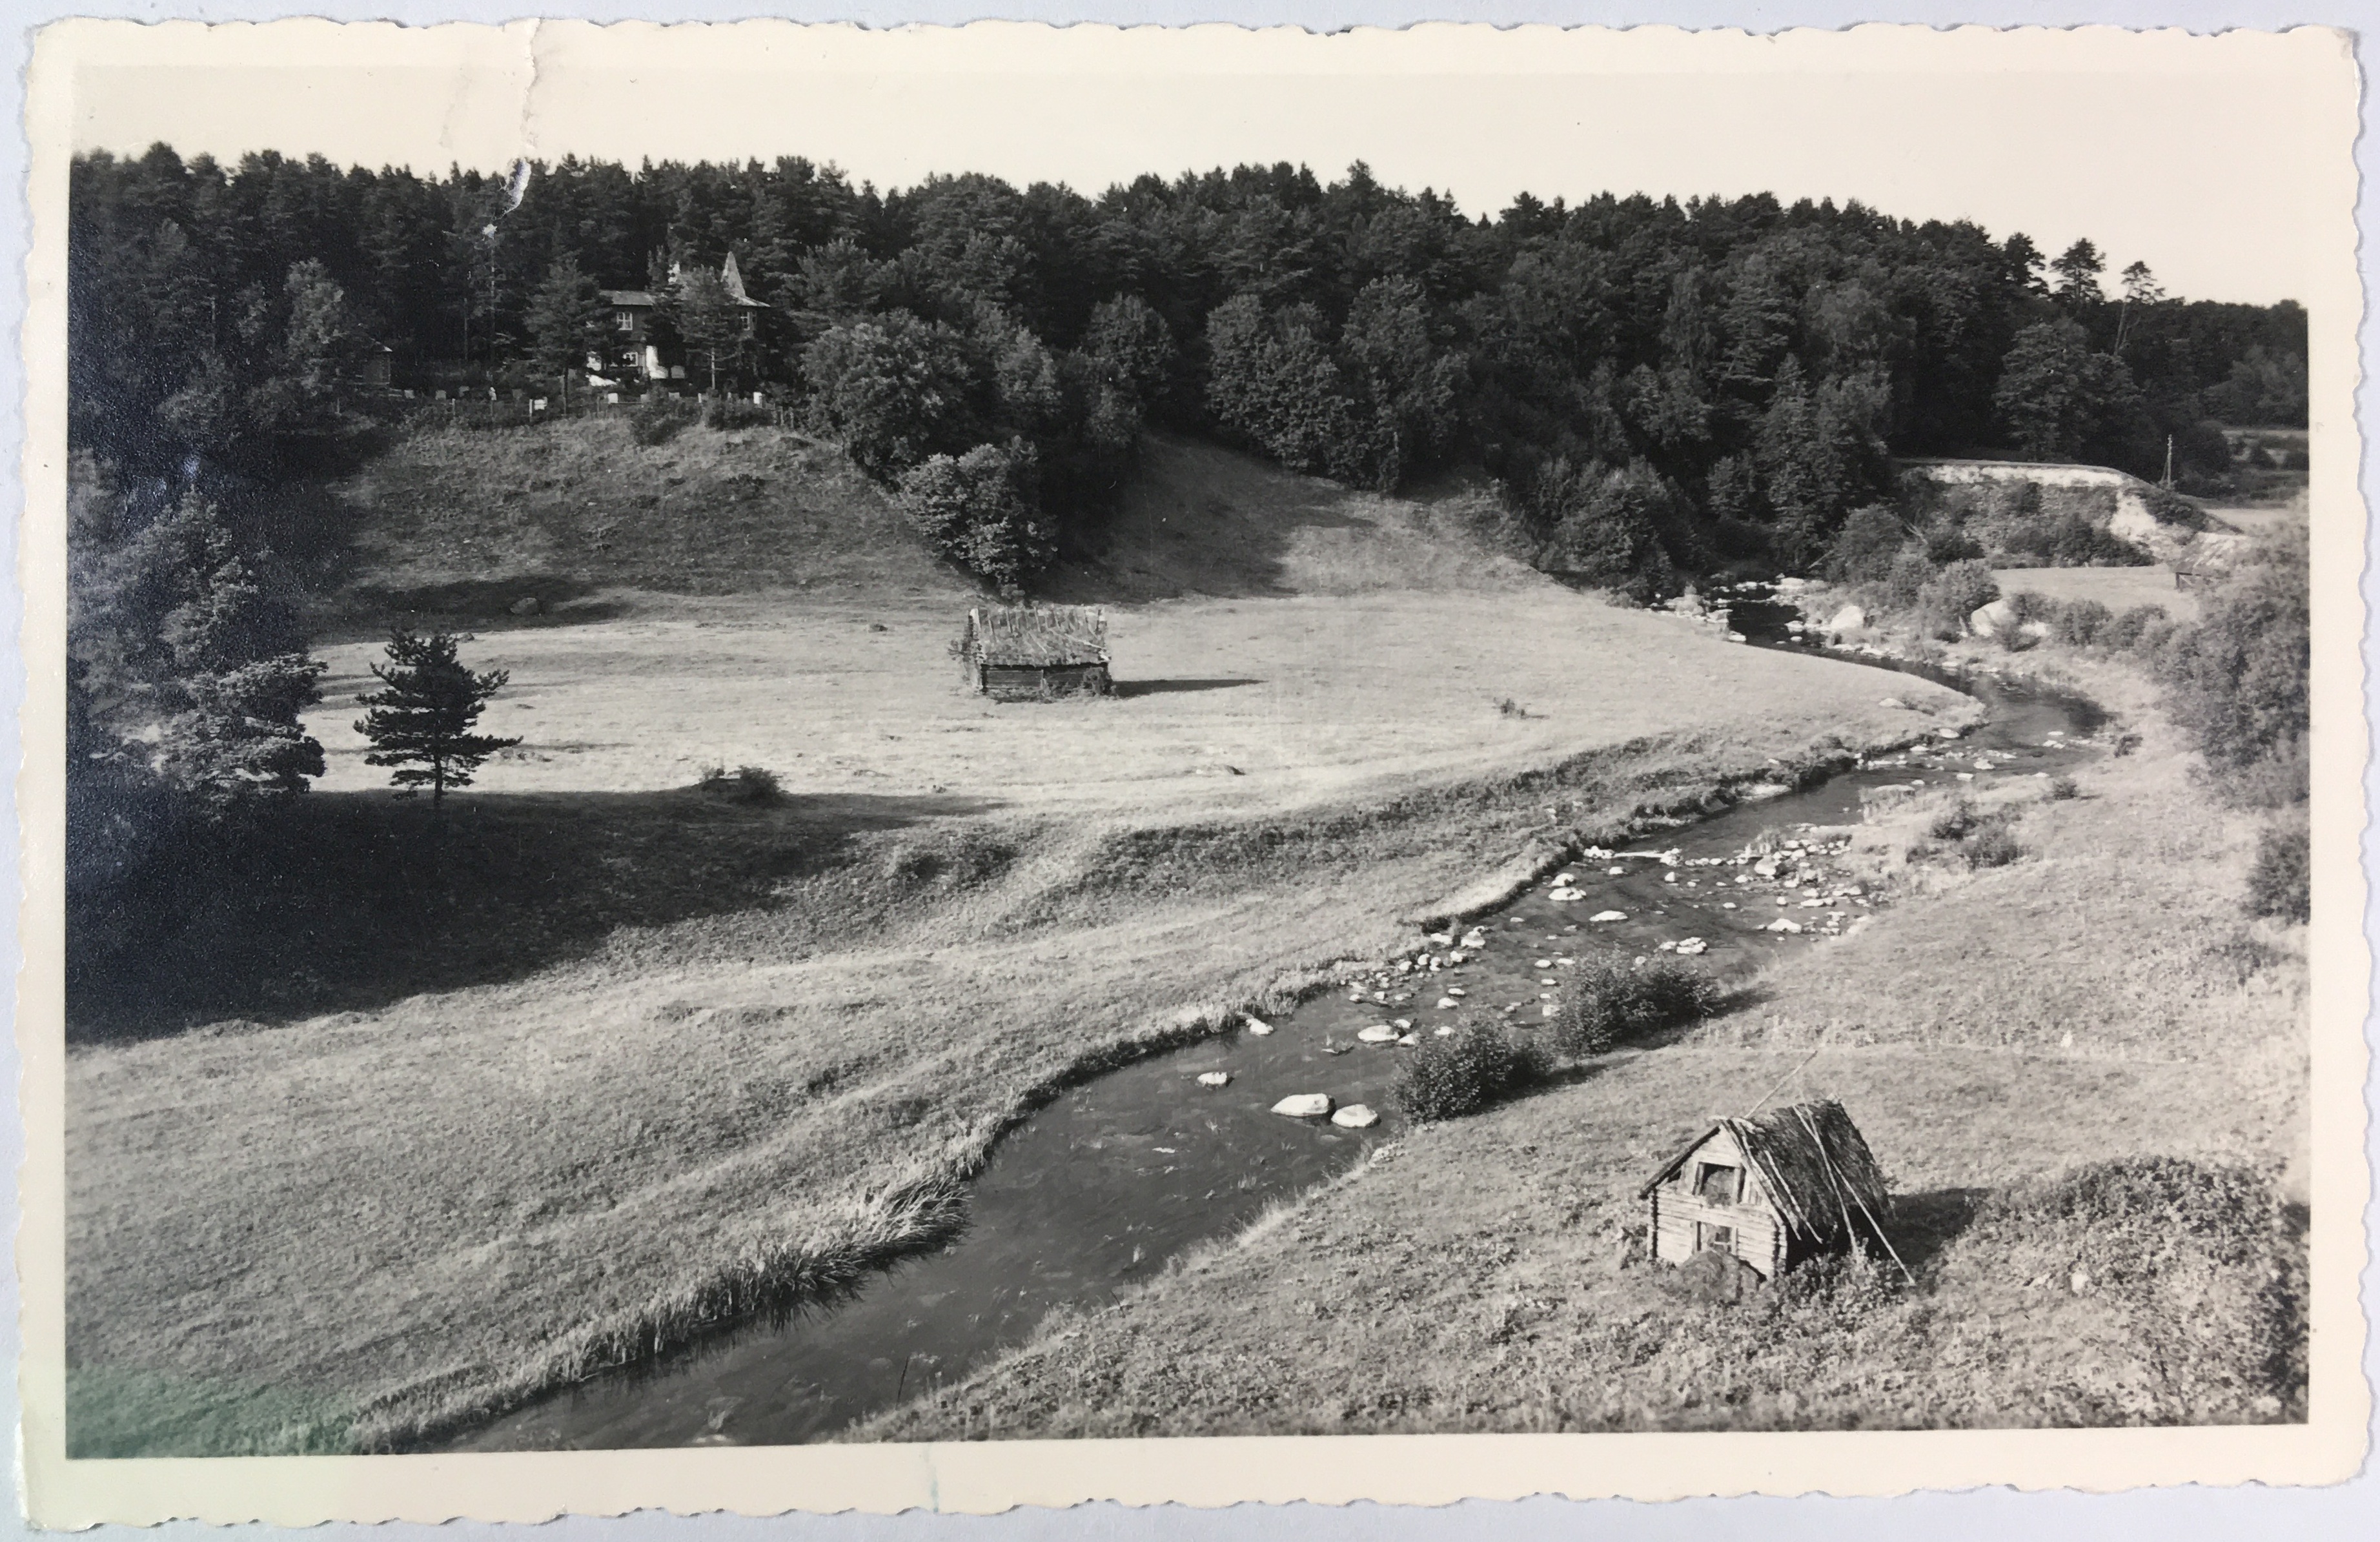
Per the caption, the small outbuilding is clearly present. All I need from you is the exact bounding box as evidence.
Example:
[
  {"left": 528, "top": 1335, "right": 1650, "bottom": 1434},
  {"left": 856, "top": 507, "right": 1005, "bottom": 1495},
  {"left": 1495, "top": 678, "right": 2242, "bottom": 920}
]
[
  {"left": 1639, "top": 1099, "right": 1891, "bottom": 1279},
  {"left": 960, "top": 605, "right": 1112, "bottom": 702}
]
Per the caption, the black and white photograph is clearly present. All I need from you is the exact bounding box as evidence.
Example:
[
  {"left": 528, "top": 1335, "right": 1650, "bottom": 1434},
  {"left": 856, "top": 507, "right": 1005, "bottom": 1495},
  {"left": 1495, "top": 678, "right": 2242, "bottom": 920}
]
[{"left": 18, "top": 17, "right": 2368, "bottom": 1524}]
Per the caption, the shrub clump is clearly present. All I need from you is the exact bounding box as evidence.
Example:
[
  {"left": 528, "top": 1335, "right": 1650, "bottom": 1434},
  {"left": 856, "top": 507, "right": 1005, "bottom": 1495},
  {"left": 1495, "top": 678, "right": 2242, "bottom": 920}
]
[
  {"left": 702, "top": 396, "right": 776, "bottom": 431},
  {"left": 2157, "top": 547, "right": 2308, "bottom": 807},
  {"left": 629, "top": 394, "right": 699, "bottom": 446},
  {"left": 2000, "top": 513, "right": 2152, "bottom": 568},
  {"left": 2049, "top": 598, "right": 2114, "bottom": 647},
  {"left": 2246, "top": 818, "right": 2310, "bottom": 924},
  {"left": 1822, "top": 503, "right": 1910, "bottom": 585},
  {"left": 698, "top": 763, "right": 783, "bottom": 804},
  {"left": 1927, "top": 798, "right": 1984, "bottom": 842},
  {"left": 1962, "top": 817, "right": 2023, "bottom": 869},
  {"left": 1915, "top": 559, "right": 2000, "bottom": 640},
  {"left": 2100, "top": 602, "right": 2170, "bottom": 653},
  {"left": 1390, "top": 1021, "right": 1551, "bottom": 1124},
  {"left": 1875, "top": 549, "right": 1938, "bottom": 611},
  {"left": 1545, "top": 955, "right": 1724, "bottom": 1055},
  {"left": 1920, "top": 524, "right": 1986, "bottom": 565},
  {"left": 2140, "top": 485, "right": 2212, "bottom": 530},
  {"left": 1918, "top": 798, "right": 2023, "bottom": 868},
  {"left": 897, "top": 441, "right": 1055, "bottom": 594}
]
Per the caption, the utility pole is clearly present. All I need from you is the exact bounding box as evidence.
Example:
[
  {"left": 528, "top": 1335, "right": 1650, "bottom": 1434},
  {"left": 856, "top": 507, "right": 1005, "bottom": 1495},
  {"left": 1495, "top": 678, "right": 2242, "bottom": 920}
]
[
  {"left": 2163, "top": 436, "right": 2175, "bottom": 489},
  {"left": 483, "top": 223, "right": 499, "bottom": 376}
]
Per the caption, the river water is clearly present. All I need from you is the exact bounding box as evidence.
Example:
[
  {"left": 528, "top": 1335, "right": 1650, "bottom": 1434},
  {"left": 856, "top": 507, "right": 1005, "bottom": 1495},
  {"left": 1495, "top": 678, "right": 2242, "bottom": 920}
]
[{"left": 449, "top": 591, "right": 2105, "bottom": 1450}]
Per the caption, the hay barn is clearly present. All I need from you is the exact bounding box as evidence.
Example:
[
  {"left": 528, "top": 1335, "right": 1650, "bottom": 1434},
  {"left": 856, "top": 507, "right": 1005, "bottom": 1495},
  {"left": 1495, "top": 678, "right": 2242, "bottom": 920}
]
[
  {"left": 1639, "top": 1099, "right": 1891, "bottom": 1278},
  {"left": 961, "top": 605, "right": 1112, "bottom": 701}
]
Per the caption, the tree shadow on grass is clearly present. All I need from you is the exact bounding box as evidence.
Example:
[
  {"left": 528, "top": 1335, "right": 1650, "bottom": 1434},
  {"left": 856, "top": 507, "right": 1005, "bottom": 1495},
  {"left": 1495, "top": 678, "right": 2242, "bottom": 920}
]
[
  {"left": 311, "top": 577, "right": 636, "bottom": 644},
  {"left": 1032, "top": 434, "right": 1383, "bottom": 603},
  {"left": 66, "top": 786, "right": 1001, "bottom": 1045}
]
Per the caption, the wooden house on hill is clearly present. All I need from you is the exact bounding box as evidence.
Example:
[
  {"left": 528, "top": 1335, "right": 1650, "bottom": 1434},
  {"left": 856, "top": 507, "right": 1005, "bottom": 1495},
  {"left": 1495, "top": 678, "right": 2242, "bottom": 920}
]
[
  {"left": 595, "top": 254, "right": 769, "bottom": 385},
  {"left": 961, "top": 605, "right": 1112, "bottom": 701},
  {"left": 1640, "top": 1099, "right": 1891, "bottom": 1279}
]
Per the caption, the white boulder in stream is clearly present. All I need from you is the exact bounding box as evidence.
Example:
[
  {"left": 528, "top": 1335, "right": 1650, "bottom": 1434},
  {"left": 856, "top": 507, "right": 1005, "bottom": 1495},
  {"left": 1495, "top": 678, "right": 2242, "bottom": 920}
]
[
  {"left": 1826, "top": 604, "right": 1866, "bottom": 633},
  {"left": 1969, "top": 598, "right": 2017, "bottom": 638},
  {"left": 1331, "top": 1105, "right": 1381, "bottom": 1130},
  {"left": 1589, "top": 910, "right": 1627, "bottom": 924},
  {"left": 1243, "top": 1015, "right": 1276, "bottom": 1036},
  {"left": 1356, "top": 1024, "right": 1401, "bottom": 1044},
  {"left": 1271, "top": 1093, "right": 1334, "bottom": 1119},
  {"left": 1197, "top": 1071, "right": 1231, "bottom": 1088}
]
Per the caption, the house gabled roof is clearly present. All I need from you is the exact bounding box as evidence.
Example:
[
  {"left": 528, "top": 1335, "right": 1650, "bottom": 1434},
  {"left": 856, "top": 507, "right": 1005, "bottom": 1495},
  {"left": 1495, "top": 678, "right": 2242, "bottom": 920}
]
[
  {"left": 968, "top": 605, "right": 1108, "bottom": 667},
  {"left": 623, "top": 254, "right": 771, "bottom": 311},
  {"left": 720, "top": 252, "right": 768, "bottom": 309},
  {"left": 1638, "top": 1099, "right": 1890, "bottom": 1243}
]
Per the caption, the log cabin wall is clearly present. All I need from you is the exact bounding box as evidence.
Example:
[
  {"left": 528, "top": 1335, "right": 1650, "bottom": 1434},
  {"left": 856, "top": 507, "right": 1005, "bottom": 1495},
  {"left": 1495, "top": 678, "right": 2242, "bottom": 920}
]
[
  {"left": 1647, "top": 1127, "right": 1789, "bottom": 1277},
  {"left": 979, "top": 663, "right": 1112, "bottom": 700}
]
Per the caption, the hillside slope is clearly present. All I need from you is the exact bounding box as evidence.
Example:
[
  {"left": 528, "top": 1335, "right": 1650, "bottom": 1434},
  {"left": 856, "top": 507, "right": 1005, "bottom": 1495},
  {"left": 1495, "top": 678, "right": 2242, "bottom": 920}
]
[
  {"left": 320, "top": 421, "right": 1545, "bottom": 633},
  {"left": 1046, "top": 433, "right": 1541, "bottom": 602},
  {"left": 320, "top": 416, "right": 970, "bottom": 629}
]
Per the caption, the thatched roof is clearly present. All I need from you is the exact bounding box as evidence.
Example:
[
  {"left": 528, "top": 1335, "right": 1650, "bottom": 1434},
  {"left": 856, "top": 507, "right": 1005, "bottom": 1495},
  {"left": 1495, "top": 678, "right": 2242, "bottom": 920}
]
[
  {"left": 968, "top": 605, "right": 1108, "bottom": 667},
  {"left": 1639, "top": 1099, "right": 1891, "bottom": 1244}
]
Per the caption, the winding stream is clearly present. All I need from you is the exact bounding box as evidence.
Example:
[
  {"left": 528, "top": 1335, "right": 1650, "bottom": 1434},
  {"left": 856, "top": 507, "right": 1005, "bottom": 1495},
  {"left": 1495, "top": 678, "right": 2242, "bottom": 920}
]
[{"left": 449, "top": 593, "right": 2106, "bottom": 1450}]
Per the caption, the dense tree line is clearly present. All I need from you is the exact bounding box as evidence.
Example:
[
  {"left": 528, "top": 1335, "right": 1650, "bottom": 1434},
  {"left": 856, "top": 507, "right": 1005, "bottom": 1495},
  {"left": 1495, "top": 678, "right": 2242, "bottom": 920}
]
[{"left": 74, "top": 147, "right": 2306, "bottom": 597}]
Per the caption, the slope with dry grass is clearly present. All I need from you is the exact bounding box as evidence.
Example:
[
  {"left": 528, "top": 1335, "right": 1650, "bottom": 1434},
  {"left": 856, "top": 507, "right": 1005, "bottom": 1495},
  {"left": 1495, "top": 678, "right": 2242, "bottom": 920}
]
[
  {"left": 320, "top": 414, "right": 968, "bottom": 630},
  {"left": 1041, "top": 432, "right": 1540, "bottom": 603}
]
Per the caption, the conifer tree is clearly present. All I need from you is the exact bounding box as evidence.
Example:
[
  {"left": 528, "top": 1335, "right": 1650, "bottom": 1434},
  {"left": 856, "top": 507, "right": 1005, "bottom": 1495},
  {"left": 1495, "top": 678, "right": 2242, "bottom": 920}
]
[
  {"left": 669, "top": 267, "right": 748, "bottom": 393},
  {"left": 525, "top": 255, "right": 611, "bottom": 401},
  {"left": 72, "top": 486, "right": 327, "bottom": 820},
  {"left": 353, "top": 631, "right": 520, "bottom": 806}
]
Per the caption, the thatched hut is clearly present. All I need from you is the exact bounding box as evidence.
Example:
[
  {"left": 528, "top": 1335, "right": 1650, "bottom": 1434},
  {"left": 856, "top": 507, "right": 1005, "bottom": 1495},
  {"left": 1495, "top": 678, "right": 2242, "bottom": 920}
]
[
  {"left": 960, "top": 605, "right": 1112, "bottom": 701},
  {"left": 1639, "top": 1099, "right": 1891, "bottom": 1278}
]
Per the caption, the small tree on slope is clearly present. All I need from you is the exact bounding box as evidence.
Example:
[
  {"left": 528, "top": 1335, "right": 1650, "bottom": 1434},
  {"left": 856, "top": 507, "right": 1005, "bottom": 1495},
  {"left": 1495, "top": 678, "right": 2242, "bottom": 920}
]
[{"left": 354, "top": 631, "right": 520, "bottom": 806}]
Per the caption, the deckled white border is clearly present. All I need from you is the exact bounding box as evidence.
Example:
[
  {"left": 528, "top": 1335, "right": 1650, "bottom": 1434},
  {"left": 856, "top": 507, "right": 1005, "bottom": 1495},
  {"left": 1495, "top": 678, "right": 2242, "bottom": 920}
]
[{"left": 9, "top": 14, "right": 2373, "bottom": 1533}]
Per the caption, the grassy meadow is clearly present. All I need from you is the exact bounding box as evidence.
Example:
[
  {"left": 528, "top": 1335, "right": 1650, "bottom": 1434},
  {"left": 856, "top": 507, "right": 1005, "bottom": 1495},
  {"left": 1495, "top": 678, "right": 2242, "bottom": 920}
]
[
  {"left": 855, "top": 644, "right": 2308, "bottom": 1440},
  {"left": 64, "top": 421, "right": 1969, "bottom": 1456},
  {"left": 1989, "top": 564, "right": 2204, "bottom": 626}
]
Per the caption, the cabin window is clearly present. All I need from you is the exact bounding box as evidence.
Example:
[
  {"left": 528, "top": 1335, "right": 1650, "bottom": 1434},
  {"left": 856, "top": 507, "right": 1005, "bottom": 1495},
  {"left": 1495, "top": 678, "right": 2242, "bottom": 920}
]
[
  {"left": 615, "top": 311, "right": 636, "bottom": 332},
  {"left": 1693, "top": 1161, "right": 1743, "bottom": 1205},
  {"left": 1694, "top": 1222, "right": 1734, "bottom": 1253}
]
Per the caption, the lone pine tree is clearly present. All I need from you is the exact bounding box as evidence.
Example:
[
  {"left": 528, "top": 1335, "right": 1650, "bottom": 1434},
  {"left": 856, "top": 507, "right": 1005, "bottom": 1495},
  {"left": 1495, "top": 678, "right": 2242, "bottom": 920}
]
[{"left": 353, "top": 630, "right": 520, "bottom": 806}]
